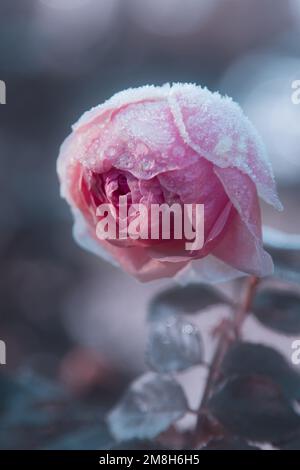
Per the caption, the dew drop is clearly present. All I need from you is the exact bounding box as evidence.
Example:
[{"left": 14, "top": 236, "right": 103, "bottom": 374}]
[
  {"left": 136, "top": 142, "right": 149, "bottom": 156},
  {"left": 172, "top": 146, "right": 185, "bottom": 158},
  {"left": 118, "top": 154, "right": 133, "bottom": 169},
  {"left": 107, "top": 147, "right": 116, "bottom": 157},
  {"left": 141, "top": 159, "right": 154, "bottom": 171},
  {"left": 182, "top": 324, "right": 194, "bottom": 335}
]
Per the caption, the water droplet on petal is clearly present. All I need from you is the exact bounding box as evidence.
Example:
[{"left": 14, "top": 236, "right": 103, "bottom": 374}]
[
  {"left": 118, "top": 153, "right": 133, "bottom": 169},
  {"left": 172, "top": 146, "right": 185, "bottom": 158},
  {"left": 141, "top": 159, "right": 154, "bottom": 171},
  {"left": 182, "top": 324, "right": 194, "bottom": 335},
  {"left": 136, "top": 142, "right": 149, "bottom": 156},
  {"left": 107, "top": 147, "right": 116, "bottom": 157}
]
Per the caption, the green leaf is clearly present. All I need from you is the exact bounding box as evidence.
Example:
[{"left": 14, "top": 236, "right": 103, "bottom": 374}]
[
  {"left": 145, "top": 316, "right": 203, "bottom": 373},
  {"left": 221, "top": 342, "right": 300, "bottom": 401},
  {"left": 149, "top": 284, "right": 228, "bottom": 322},
  {"left": 107, "top": 373, "right": 188, "bottom": 441},
  {"left": 252, "top": 289, "right": 300, "bottom": 335},
  {"left": 209, "top": 375, "right": 300, "bottom": 442}
]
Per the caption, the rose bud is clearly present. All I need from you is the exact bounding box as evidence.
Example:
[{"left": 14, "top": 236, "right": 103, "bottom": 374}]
[{"left": 57, "top": 83, "right": 282, "bottom": 282}]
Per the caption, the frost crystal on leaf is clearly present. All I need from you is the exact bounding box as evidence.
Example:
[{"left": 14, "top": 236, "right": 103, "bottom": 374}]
[
  {"left": 145, "top": 316, "right": 204, "bottom": 373},
  {"left": 107, "top": 373, "right": 188, "bottom": 441}
]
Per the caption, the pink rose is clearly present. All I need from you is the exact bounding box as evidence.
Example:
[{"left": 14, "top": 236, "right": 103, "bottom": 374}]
[{"left": 57, "top": 83, "right": 282, "bottom": 282}]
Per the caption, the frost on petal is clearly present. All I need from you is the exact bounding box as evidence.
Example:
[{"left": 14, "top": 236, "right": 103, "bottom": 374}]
[
  {"left": 73, "top": 84, "right": 171, "bottom": 132},
  {"left": 168, "top": 83, "right": 283, "bottom": 211},
  {"left": 57, "top": 108, "right": 115, "bottom": 191},
  {"left": 214, "top": 166, "right": 262, "bottom": 239},
  {"left": 100, "top": 100, "right": 199, "bottom": 180},
  {"left": 57, "top": 83, "right": 282, "bottom": 283},
  {"left": 62, "top": 86, "right": 201, "bottom": 182}
]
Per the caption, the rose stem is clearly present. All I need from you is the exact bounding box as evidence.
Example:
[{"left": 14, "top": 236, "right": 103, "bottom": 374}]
[
  {"left": 193, "top": 275, "right": 260, "bottom": 443},
  {"left": 234, "top": 276, "right": 260, "bottom": 336}
]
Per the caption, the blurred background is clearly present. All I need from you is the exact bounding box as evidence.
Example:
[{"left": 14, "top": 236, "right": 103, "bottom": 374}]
[{"left": 0, "top": 0, "right": 300, "bottom": 449}]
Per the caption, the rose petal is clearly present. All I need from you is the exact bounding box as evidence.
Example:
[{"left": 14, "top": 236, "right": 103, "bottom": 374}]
[
  {"left": 212, "top": 209, "right": 274, "bottom": 277},
  {"left": 168, "top": 83, "right": 283, "bottom": 211},
  {"left": 175, "top": 255, "right": 246, "bottom": 285},
  {"left": 213, "top": 166, "right": 261, "bottom": 239}
]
